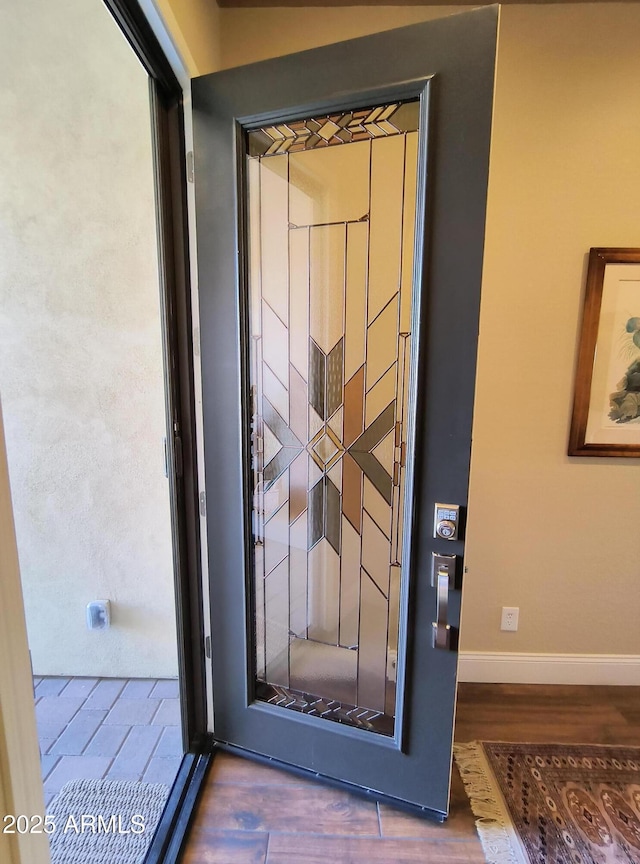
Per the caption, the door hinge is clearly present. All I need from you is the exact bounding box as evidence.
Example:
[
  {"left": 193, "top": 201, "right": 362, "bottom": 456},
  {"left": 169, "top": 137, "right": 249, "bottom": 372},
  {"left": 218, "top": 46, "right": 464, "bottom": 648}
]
[
  {"left": 204, "top": 635, "right": 211, "bottom": 659},
  {"left": 199, "top": 491, "right": 206, "bottom": 517},
  {"left": 186, "top": 151, "right": 194, "bottom": 183},
  {"left": 174, "top": 435, "right": 183, "bottom": 477}
]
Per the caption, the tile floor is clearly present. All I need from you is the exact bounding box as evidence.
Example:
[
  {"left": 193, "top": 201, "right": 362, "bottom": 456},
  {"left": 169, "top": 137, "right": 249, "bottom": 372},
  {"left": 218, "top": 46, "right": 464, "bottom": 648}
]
[{"left": 34, "top": 677, "right": 182, "bottom": 806}]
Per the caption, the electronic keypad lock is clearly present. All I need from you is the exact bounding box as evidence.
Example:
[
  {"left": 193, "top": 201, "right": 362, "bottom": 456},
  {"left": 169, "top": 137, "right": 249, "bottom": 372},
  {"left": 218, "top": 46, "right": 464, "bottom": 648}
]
[{"left": 433, "top": 503, "right": 461, "bottom": 541}]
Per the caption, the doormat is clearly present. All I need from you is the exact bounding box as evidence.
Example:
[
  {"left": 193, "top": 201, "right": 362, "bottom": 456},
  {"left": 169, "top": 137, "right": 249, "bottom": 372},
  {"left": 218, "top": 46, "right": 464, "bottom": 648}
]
[
  {"left": 47, "top": 778, "right": 169, "bottom": 864},
  {"left": 454, "top": 741, "right": 640, "bottom": 864}
]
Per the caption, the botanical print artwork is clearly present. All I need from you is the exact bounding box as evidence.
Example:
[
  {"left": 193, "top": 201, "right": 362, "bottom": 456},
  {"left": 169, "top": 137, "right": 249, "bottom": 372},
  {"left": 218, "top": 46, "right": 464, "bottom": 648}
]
[
  {"left": 580, "top": 260, "right": 640, "bottom": 450},
  {"left": 609, "top": 316, "right": 640, "bottom": 423}
]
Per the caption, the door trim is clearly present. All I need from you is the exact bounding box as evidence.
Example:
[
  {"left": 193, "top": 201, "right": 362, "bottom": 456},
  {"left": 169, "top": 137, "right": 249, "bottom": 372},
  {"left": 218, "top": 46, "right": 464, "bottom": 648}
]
[{"left": 219, "top": 743, "right": 447, "bottom": 821}]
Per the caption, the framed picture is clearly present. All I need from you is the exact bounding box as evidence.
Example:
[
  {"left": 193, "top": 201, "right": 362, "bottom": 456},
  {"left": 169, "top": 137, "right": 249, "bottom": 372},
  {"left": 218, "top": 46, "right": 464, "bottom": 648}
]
[{"left": 569, "top": 248, "right": 640, "bottom": 457}]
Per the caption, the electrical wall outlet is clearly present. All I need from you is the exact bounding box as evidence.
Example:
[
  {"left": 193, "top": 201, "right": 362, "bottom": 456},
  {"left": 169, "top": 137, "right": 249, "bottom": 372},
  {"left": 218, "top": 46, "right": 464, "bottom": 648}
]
[{"left": 500, "top": 606, "right": 519, "bottom": 632}]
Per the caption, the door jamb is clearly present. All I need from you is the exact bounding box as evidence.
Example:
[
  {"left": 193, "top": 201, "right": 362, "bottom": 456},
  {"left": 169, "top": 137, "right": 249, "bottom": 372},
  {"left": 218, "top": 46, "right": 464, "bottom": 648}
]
[
  {"left": 101, "top": 0, "right": 212, "bottom": 859},
  {"left": 102, "top": 0, "right": 206, "bottom": 754}
]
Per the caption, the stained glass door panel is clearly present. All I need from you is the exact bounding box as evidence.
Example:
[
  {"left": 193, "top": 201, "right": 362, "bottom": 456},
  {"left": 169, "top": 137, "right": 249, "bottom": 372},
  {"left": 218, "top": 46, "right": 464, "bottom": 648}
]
[{"left": 247, "top": 103, "right": 420, "bottom": 736}]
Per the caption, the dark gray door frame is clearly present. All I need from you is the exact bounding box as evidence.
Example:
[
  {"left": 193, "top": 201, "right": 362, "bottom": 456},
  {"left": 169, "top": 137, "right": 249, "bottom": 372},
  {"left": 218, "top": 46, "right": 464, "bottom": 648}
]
[
  {"left": 101, "top": 1, "right": 211, "bottom": 861},
  {"left": 102, "top": 0, "right": 206, "bottom": 753}
]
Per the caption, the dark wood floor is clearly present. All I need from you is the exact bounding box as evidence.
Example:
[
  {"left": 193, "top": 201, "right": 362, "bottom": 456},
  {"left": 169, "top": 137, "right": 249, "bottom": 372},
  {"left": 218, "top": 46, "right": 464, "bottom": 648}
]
[{"left": 181, "top": 684, "right": 640, "bottom": 863}]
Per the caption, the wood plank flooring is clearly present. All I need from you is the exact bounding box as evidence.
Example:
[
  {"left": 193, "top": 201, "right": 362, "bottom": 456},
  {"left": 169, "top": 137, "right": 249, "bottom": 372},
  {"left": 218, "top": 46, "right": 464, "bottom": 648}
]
[{"left": 181, "top": 684, "right": 640, "bottom": 863}]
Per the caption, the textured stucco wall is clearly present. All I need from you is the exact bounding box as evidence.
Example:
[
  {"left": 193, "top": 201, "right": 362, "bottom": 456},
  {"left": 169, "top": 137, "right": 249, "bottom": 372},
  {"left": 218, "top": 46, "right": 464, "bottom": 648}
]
[{"left": 0, "top": 0, "right": 177, "bottom": 677}]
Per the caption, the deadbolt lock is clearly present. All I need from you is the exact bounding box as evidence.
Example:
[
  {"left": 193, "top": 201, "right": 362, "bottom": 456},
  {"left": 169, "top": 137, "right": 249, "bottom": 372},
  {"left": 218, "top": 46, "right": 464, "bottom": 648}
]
[{"left": 433, "top": 503, "right": 461, "bottom": 541}]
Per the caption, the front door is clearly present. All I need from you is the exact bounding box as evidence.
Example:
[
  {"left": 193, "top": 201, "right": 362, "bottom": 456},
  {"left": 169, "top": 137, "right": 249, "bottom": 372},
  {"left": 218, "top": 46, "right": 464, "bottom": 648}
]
[{"left": 193, "top": 7, "right": 496, "bottom": 819}]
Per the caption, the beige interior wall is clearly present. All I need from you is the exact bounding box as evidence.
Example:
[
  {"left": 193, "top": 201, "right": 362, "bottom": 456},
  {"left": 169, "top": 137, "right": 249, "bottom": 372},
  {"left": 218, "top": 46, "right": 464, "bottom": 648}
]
[
  {"left": 154, "top": 0, "right": 222, "bottom": 75},
  {"left": 0, "top": 402, "right": 50, "bottom": 864},
  {"left": 215, "top": 4, "right": 640, "bottom": 657},
  {"left": 463, "top": 3, "right": 640, "bottom": 655},
  {"left": 0, "top": 0, "right": 177, "bottom": 677},
  {"left": 217, "top": 6, "right": 463, "bottom": 70}
]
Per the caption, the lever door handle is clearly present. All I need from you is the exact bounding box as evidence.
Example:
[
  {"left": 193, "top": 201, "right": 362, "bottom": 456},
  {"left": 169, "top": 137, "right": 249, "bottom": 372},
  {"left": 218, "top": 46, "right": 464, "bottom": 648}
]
[{"left": 431, "top": 553, "right": 455, "bottom": 649}]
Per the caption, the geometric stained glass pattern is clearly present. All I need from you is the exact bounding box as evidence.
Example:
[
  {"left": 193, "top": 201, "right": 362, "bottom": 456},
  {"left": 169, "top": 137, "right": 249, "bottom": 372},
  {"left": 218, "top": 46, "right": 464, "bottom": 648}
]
[
  {"left": 261, "top": 335, "right": 398, "bottom": 558},
  {"left": 248, "top": 99, "right": 420, "bottom": 736},
  {"left": 256, "top": 682, "right": 394, "bottom": 736},
  {"left": 248, "top": 102, "right": 419, "bottom": 158}
]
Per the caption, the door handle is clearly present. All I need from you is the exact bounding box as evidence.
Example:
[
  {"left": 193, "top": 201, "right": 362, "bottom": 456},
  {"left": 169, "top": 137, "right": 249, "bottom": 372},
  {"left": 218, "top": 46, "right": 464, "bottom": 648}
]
[{"left": 431, "top": 553, "right": 456, "bottom": 649}]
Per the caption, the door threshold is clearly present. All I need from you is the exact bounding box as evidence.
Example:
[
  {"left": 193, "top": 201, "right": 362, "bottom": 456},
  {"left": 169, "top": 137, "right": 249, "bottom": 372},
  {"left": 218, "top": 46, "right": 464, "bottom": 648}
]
[
  {"left": 143, "top": 751, "right": 212, "bottom": 864},
  {"left": 217, "top": 741, "right": 447, "bottom": 824},
  {"left": 144, "top": 737, "right": 446, "bottom": 863}
]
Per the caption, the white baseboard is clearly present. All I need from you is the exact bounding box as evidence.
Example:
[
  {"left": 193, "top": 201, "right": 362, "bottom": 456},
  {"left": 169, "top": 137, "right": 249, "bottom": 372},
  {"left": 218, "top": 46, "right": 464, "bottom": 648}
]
[{"left": 458, "top": 652, "right": 640, "bottom": 686}]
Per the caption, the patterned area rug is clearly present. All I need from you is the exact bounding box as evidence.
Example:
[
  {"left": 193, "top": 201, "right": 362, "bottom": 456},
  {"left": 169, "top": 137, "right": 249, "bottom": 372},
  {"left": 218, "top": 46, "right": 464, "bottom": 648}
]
[
  {"left": 454, "top": 742, "right": 640, "bottom": 864},
  {"left": 47, "top": 779, "right": 169, "bottom": 864}
]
